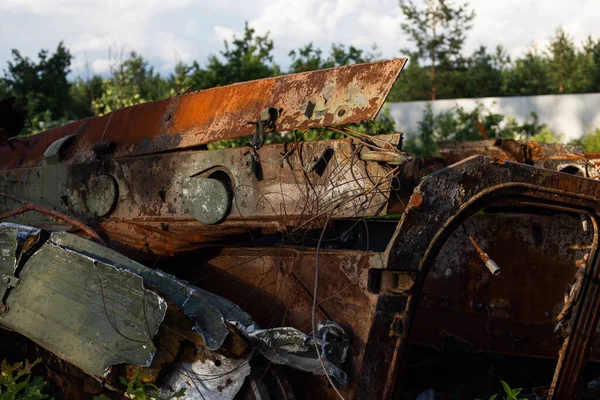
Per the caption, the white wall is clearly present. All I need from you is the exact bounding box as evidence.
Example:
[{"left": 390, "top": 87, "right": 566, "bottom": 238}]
[{"left": 387, "top": 93, "right": 600, "bottom": 142}]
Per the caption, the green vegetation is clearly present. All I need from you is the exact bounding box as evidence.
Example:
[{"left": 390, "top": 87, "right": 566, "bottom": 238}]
[
  {"left": 0, "top": 359, "right": 48, "bottom": 400},
  {"left": 484, "top": 380, "right": 526, "bottom": 400},
  {"left": 119, "top": 372, "right": 184, "bottom": 400},
  {"left": 1, "top": 1, "right": 600, "bottom": 146},
  {"left": 404, "top": 103, "right": 548, "bottom": 156},
  {"left": 572, "top": 128, "right": 600, "bottom": 152},
  {"left": 403, "top": 101, "right": 600, "bottom": 157},
  {"left": 93, "top": 372, "right": 185, "bottom": 400}
]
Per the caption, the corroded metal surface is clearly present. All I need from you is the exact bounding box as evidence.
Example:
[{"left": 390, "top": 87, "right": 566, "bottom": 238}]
[
  {"left": 411, "top": 213, "right": 594, "bottom": 359},
  {"left": 0, "top": 135, "right": 398, "bottom": 256},
  {"left": 0, "top": 59, "right": 406, "bottom": 169},
  {"left": 2, "top": 53, "right": 600, "bottom": 400},
  {"left": 380, "top": 156, "right": 600, "bottom": 399},
  {"left": 438, "top": 139, "right": 593, "bottom": 176},
  {"left": 182, "top": 247, "right": 383, "bottom": 399},
  {"left": 0, "top": 224, "right": 353, "bottom": 400}
]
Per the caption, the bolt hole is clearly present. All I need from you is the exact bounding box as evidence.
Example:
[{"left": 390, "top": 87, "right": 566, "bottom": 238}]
[
  {"left": 214, "top": 359, "right": 222, "bottom": 367},
  {"left": 337, "top": 109, "right": 346, "bottom": 117}
]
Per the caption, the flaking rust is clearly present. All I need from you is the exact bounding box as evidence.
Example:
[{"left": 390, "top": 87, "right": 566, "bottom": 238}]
[{"left": 0, "top": 59, "right": 406, "bottom": 169}]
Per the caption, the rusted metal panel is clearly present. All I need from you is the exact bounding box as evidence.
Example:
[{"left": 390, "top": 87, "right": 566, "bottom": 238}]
[
  {"left": 379, "top": 156, "right": 600, "bottom": 399},
  {"left": 437, "top": 139, "right": 525, "bottom": 164},
  {"left": 0, "top": 224, "right": 353, "bottom": 400},
  {"left": 437, "top": 139, "right": 592, "bottom": 176},
  {"left": 411, "top": 213, "right": 593, "bottom": 359},
  {"left": 0, "top": 59, "right": 406, "bottom": 169},
  {"left": 0, "top": 135, "right": 399, "bottom": 255},
  {"left": 3, "top": 49, "right": 600, "bottom": 400},
  {"left": 184, "top": 247, "right": 383, "bottom": 399}
]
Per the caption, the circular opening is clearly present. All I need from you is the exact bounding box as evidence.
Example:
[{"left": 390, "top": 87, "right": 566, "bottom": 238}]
[
  {"left": 337, "top": 109, "right": 346, "bottom": 117},
  {"left": 213, "top": 359, "right": 222, "bottom": 367}
]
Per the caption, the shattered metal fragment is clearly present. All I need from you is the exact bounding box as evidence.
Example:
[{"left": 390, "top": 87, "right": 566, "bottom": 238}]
[
  {"left": 0, "top": 224, "right": 351, "bottom": 399},
  {"left": 0, "top": 223, "right": 166, "bottom": 377},
  {"left": 242, "top": 321, "right": 349, "bottom": 386}
]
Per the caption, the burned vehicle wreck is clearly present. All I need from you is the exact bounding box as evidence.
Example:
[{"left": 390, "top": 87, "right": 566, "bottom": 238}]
[{"left": 1, "top": 58, "right": 600, "bottom": 399}]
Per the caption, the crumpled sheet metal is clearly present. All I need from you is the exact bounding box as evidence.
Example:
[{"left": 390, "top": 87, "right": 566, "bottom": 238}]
[
  {"left": 242, "top": 321, "right": 350, "bottom": 386},
  {"left": 0, "top": 224, "right": 350, "bottom": 398},
  {"left": 48, "top": 231, "right": 253, "bottom": 351},
  {"left": 0, "top": 59, "right": 406, "bottom": 169},
  {"left": 46, "top": 230, "right": 351, "bottom": 389},
  {"left": 0, "top": 223, "right": 166, "bottom": 378}
]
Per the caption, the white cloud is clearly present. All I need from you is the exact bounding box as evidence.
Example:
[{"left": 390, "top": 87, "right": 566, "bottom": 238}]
[
  {"left": 91, "top": 58, "right": 111, "bottom": 74},
  {"left": 1, "top": 0, "right": 600, "bottom": 78},
  {"left": 213, "top": 25, "right": 238, "bottom": 44}
]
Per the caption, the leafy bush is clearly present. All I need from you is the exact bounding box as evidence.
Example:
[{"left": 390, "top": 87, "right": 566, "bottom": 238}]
[
  {"left": 0, "top": 359, "right": 48, "bottom": 400},
  {"left": 405, "top": 103, "right": 553, "bottom": 157},
  {"left": 571, "top": 128, "right": 600, "bottom": 152}
]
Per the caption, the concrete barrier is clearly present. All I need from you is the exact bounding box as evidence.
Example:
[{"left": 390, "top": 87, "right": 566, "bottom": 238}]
[{"left": 387, "top": 92, "right": 600, "bottom": 141}]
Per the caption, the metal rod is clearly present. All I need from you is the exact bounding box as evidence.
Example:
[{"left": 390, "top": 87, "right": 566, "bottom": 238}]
[{"left": 468, "top": 235, "right": 500, "bottom": 276}]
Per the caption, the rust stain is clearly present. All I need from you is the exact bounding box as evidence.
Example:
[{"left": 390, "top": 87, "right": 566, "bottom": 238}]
[
  {"left": 0, "top": 59, "right": 406, "bottom": 169},
  {"left": 408, "top": 193, "right": 424, "bottom": 209}
]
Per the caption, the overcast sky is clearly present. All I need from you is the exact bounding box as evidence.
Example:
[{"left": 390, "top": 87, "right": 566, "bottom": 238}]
[{"left": 1, "top": 0, "right": 599, "bottom": 78}]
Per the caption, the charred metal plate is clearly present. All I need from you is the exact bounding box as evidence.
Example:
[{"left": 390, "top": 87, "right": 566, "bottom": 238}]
[
  {"left": 0, "top": 225, "right": 166, "bottom": 378},
  {"left": 0, "top": 135, "right": 397, "bottom": 255},
  {"left": 381, "top": 155, "right": 600, "bottom": 399},
  {"left": 0, "top": 59, "right": 406, "bottom": 169}
]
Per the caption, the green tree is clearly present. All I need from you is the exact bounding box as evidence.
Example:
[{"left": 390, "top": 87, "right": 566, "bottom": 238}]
[
  {"left": 463, "top": 46, "right": 506, "bottom": 98},
  {"left": 3, "top": 42, "right": 73, "bottom": 122},
  {"left": 387, "top": 53, "right": 431, "bottom": 101},
  {"left": 546, "top": 27, "right": 576, "bottom": 93},
  {"left": 571, "top": 128, "right": 600, "bottom": 152},
  {"left": 399, "top": 0, "right": 475, "bottom": 100},
  {"left": 168, "top": 61, "right": 199, "bottom": 95},
  {"left": 289, "top": 43, "right": 331, "bottom": 72},
  {"left": 91, "top": 50, "right": 168, "bottom": 116},
  {"left": 289, "top": 43, "right": 379, "bottom": 73},
  {"left": 404, "top": 104, "right": 548, "bottom": 156},
  {"left": 119, "top": 51, "right": 168, "bottom": 101},
  {"left": 190, "top": 22, "right": 280, "bottom": 89},
  {"left": 502, "top": 47, "right": 552, "bottom": 96},
  {"left": 404, "top": 104, "right": 437, "bottom": 156},
  {"left": 69, "top": 75, "right": 104, "bottom": 118},
  {"left": 570, "top": 36, "right": 600, "bottom": 93},
  {"left": 0, "top": 80, "right": 9, "bottom": 100}
]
